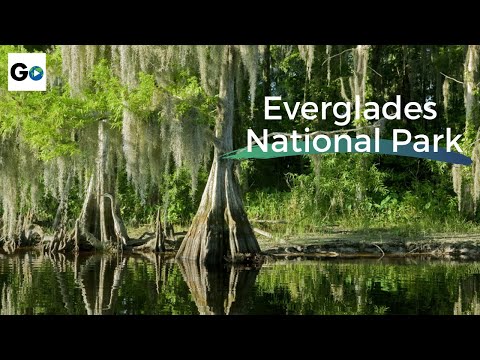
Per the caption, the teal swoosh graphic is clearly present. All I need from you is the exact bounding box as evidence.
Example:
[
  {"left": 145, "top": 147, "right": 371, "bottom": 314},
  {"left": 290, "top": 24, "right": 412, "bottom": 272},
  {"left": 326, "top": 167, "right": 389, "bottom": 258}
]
[{"left": 222, "top": 138, "right": 472, "bottom": 165}]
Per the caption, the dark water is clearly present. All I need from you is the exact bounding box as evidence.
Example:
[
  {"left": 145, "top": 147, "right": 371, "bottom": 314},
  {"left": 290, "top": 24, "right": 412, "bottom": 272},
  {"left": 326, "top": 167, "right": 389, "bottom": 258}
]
[{"left": 0, "top": 251, "right": 479, "bottom": 315}]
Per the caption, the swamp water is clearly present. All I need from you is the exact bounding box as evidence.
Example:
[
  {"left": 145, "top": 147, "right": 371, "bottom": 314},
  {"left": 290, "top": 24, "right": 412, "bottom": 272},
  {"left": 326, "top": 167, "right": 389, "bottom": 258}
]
[{"left": 0, "top": 251, "right": 479, "bottom": 315}]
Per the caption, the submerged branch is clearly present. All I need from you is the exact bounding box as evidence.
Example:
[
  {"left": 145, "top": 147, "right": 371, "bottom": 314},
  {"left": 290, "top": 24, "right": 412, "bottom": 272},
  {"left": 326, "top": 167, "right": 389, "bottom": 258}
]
[{"left": 372, "top": 243, "right": 385, "bottom": 259}]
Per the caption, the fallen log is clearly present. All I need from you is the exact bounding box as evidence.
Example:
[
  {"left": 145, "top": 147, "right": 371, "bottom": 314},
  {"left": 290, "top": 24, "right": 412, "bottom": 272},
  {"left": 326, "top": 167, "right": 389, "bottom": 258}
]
[
  {"left": 127, "top": 237, "right": 154, "bottom": 247},
  {"left": 253, "top": 227, "right": 273, "bottom": 238},
  {"left": 251, "top": 219, "right": 287, "bottom": 224}
]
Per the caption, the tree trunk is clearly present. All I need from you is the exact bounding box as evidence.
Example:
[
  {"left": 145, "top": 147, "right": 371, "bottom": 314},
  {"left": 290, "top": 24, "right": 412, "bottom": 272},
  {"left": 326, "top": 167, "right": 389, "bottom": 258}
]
[
  {"left": 97, "top": 120, "right": 116, "bottom": 243},
  {"left": 53, "top": 173, "right": 73, "bottom": 230},
  {"left": 176, "top": 46, "right": 260, "bottom": 265},
  {"left": 454, "top": 45, "right": 480, "bottom": 218},
  {"left": 78, "top": 120, "right": 117, "bottom": 245},
  {"left": 263, "top": 45, "right": 271, "bottom": 97},
  {"left": 155, "top": 208, "right": 166, "bottom": 252},
  {"left": 74, "top": 219, "right": 80, "bottom": 252},
  {"left": 353, "top": 45, "right": 370, "bottom": 204}
]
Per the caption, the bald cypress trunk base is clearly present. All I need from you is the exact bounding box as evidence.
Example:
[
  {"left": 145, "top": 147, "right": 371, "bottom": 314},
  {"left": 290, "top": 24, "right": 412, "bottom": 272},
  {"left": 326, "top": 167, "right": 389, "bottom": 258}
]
[
  {"left": 176, "top": 157, "right": 260, "bottom": 265},
  {"left": 177, "top": 46, "right": 260, "bottom": 265}
]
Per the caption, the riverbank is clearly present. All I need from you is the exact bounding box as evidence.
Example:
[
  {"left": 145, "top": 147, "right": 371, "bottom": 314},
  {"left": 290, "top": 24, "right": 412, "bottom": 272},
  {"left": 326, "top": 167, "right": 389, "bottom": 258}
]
[
  {"left": 257, "top": 229, "right": 480, "bottom": 260},
  {"left": 3, "top": 223, "right": 480, "bottom": 261}
]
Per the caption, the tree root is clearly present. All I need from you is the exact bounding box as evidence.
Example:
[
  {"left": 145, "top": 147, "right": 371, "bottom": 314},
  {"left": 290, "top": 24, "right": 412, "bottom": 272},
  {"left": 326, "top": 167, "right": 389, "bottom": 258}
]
[
  {"left": 224, "top": 252, "right": 264, "bottom": 265},
  {"left": 2, "top": 222, "right": 44, "bottom": 253},
  {"left": 40, "top": 223, "right": 98, "bottom": 253},
  {"left": 132, "top": 237, "right": 158, "bottom": 252},
  {"left": 2, "top": 238, "right": 16, "bottom": 254},
  {"left": 40, "top": 226, "right": 75, "bottom": 253}
]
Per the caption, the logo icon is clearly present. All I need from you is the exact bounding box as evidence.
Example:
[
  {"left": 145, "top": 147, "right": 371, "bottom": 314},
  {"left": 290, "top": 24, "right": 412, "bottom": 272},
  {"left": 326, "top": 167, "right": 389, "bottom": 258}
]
[
  {"left": 8, "top": 53, "right": 46, "bottom": 91},
  {"left": 29, "top": 66, "right": 44, "bottom": 81}
]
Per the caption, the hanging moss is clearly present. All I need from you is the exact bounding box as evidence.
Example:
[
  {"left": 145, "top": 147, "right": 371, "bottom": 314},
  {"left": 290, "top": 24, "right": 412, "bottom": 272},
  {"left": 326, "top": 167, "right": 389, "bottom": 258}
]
[
  {"left": 443, "top": 77, "right": 450, "bottom": 117},
  {"left": 452, "top": 46, "right": 480, "bottom": 218},
  {"left": 326, "top": 45, "right": 332, "bottom": 85},
  {"left": 298, "top": 45, "right": 315, "bottom": 81}
]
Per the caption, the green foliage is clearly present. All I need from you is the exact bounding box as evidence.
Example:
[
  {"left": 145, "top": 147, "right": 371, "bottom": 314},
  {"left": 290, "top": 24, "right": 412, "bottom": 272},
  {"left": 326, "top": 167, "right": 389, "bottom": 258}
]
[
  {"left": 82, "top": 59, "right": 124, "bottom": 127},
  {"left": 164, "top": 167, "right": 207, "bottom": 225},
  {"left": 165, "top": 72, "right": 217, "bottom": 126},
  {"left": 246, "top": 151, "right": 469, "bottom": 236},
  {"left": 127, "top": 72, "right": 157, "bottom": 114},
  {"left": 0, "top": 49, "right": 128, "bottom": 161},
  {"left": 0, "top": 47, "right": 77, "bottom": 159}
]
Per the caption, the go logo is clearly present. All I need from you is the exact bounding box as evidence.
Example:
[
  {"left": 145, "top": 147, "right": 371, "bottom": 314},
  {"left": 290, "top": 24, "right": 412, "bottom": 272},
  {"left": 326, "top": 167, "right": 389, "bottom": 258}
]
[
  {"left": 11, "top": 64, "right": 44, "bottom": 81},
  {"left": 8, "top": 53, "right": 47, "bottom": 91}
]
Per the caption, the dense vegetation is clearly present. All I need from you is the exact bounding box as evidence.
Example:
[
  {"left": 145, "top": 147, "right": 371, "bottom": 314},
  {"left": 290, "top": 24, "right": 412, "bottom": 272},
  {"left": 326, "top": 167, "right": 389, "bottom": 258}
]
[{"left": 0, "top": 45, "right": 479, "bottom": 261}]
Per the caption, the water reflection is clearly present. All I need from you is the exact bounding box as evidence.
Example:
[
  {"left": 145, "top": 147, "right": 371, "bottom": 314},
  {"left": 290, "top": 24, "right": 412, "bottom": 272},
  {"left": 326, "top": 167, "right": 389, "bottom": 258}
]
[
  {"left": 0, "top": 252, "right": 480, "bottom": 315},
  {"left": 76, "top": 254, "right": 127, "bottom": 315},
  {"left": 177, "top": 259, "right": 259, "bottom": 315}
]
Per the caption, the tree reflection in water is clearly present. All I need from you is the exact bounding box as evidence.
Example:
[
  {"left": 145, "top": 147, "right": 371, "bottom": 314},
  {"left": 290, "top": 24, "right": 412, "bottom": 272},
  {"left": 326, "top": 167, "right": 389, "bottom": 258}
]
[
  {"left": 1, "top": 252, "right": 480, "bottom": 315},
  {"left": 177, "top": 259, "right": 259, "bottom": 315},
  {"left": 76, "top": 254, "right": 127, "bottom": 315}
]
